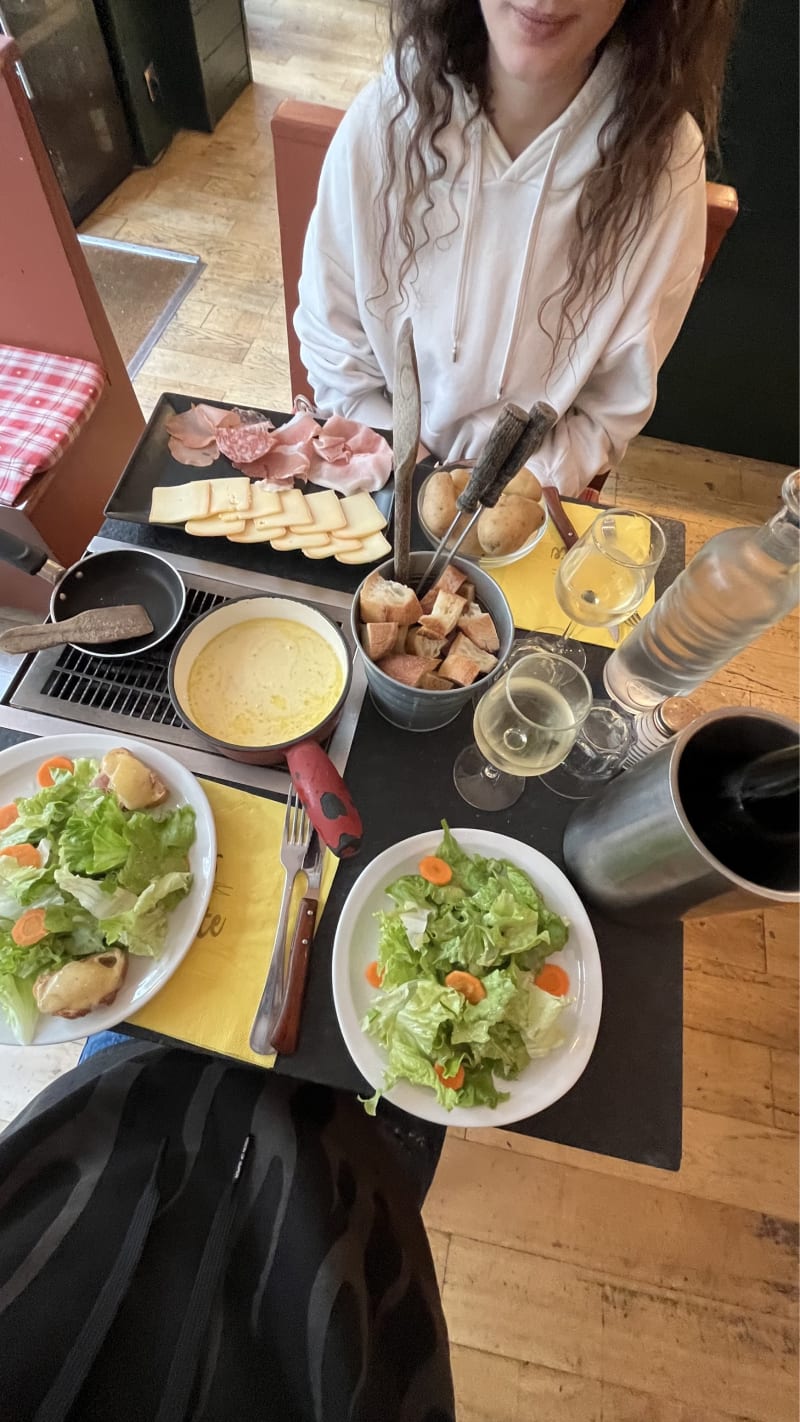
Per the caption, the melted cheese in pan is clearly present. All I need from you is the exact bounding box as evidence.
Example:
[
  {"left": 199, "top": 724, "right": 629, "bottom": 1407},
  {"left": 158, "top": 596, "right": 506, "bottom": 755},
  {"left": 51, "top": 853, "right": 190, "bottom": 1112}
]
[{"left": 187, "top": 618, "right": 344, "bottom": 747}]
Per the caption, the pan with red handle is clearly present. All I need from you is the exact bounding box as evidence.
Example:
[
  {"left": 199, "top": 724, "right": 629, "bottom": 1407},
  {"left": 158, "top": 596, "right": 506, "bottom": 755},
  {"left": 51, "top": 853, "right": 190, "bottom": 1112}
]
[{"left": 168, "top": 595, "right": 362, "bottom": 858}]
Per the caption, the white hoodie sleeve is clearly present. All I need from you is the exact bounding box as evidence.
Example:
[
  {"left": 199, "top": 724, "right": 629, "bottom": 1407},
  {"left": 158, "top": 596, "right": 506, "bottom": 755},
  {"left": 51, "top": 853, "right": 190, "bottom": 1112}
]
[
  {"left": 529, "top": 158, "right": 707, "bottom": 496},
  {"left": 294, "top": 88, "right": 394, "bottom": 430}
]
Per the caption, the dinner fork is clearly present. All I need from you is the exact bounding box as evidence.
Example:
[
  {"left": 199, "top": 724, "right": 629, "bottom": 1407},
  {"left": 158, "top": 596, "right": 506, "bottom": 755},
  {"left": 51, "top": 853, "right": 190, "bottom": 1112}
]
[
  {"left": 249, "top": 786, "right": 312, "bottom": 1055},
  {"left": 608, "top": 609, "right": 642, "bottom": 644}
]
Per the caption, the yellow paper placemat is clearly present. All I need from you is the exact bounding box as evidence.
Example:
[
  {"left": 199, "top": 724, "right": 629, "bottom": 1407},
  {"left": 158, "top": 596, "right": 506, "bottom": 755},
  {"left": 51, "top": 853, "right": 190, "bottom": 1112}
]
[
  {"left": 130, "top": 780, "right": 337, "bottom": 1067},
  {"left": 488, "top": 502, "right": 655, "bottom": 647}
]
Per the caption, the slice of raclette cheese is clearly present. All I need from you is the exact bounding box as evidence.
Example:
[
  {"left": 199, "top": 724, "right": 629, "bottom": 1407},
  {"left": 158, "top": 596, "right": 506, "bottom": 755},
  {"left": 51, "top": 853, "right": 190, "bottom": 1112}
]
[
  {"left": 278, "top": 487, "right": 312, "bottom": 526},
  {"left": 334, "top": 531, "right": 393, "bottom": 564},
  {"left": 303, "top": 535, "right": 363, "bottom": 559},
  {"left": 150, "top": 482, "right": 210, "bottom": 524},
  {"left": 208, "top": 477, "right": 252, "bottom": 515},
  {"left": 227, "top": 524, "right": 287, "bottom": 544},
  {"left": 186, "top": 515, "right": 246, "bottom": 536},
  {"left": 237, "top": 483, "right": 283, "bottom": 520},
  {"left": 290, "top": 488, "right": 347, "bottom": 535},
  {"left": 332, "top": 492, "right": 387, "bottom": 538},
  {"left": 271, "top": 529, "right": 331, "bottom": 551}
]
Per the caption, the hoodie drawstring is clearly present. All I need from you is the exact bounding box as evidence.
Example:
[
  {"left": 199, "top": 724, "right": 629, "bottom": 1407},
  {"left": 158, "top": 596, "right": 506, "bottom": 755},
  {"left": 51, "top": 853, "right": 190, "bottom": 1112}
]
[
  {"left": 450, "top": 128, "right": 483, "bottom": 363},
  {"left": 496, "top": 129, "right": 565, "bottom": 398}
]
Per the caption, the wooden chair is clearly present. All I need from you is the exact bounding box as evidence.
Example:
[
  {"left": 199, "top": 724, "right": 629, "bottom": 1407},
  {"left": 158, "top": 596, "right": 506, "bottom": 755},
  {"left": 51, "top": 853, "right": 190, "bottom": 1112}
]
[
  {"left": 0, "top": 37, "right": 144, "bottom": 610},
  {"left": 271, "top": 98, "right": 739, "bottom": 489}
]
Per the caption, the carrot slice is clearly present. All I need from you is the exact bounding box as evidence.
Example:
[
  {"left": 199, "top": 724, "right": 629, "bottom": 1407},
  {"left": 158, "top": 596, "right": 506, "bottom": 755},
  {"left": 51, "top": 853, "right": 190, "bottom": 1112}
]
[
  {"left": 11, "top": 907, "right": 48, "bottom": 947},
  {"left": 365, "top": 960, "right": 383, "bottom": 989},
  {"left": 36, "top": 756, "right": 75, "bottom": 789},
  {"left": 444, "top": 970, "right": 487, "bottom": 1005},
  {"left": 434, "top": 1063, "right": 465, "bottom": 1091},
  {"left": 419, "top": 855, "right": 452, "bottom": 886},
  {"left": 0, "top": 843, "right": 41, "bottom": 869},
  {"left": 0, "top": 803, "right": 18, "bottom": 831},
  {"left": 535, "top": 964, "right": 571, "bottom": 997}
]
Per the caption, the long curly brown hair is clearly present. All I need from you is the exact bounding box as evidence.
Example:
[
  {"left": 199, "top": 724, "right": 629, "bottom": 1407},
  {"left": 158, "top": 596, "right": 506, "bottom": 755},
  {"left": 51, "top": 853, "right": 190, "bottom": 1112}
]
[{"left": 377, "top": 0, "right": 739, "bottom": 369}]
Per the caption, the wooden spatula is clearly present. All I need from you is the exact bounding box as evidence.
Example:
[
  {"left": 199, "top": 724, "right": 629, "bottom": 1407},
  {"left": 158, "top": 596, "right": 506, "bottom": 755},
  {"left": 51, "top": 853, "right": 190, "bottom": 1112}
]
[
  {"left": 391, "top": 317, "right": 421, "bottom": 586},
  {"left": 0, "top": 605, "right": 154, "bottom": 655}
]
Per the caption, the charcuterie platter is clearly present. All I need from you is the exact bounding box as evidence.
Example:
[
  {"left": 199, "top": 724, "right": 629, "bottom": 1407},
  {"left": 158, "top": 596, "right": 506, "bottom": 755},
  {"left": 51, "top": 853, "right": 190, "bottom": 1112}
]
[{"left": 104, "top": 393, "right": 395, "bottom": 531}]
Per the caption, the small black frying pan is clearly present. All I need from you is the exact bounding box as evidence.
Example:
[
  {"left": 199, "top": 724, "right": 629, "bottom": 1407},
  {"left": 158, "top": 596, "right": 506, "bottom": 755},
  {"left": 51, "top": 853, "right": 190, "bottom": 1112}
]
[{"left": 0, "top": 528, "right": 186, "bottom": 658}]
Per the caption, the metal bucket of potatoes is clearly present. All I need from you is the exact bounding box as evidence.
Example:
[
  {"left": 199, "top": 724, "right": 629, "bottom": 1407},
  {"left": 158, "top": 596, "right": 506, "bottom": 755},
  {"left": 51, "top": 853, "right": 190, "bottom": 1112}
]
[{"left": 417, "top": 461, "right": 548, "bottom": 567}]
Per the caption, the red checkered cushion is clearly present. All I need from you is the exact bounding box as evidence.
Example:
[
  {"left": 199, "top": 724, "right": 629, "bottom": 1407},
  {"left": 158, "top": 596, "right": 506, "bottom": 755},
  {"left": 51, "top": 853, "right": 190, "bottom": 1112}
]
[{"left": 0, "top": 344, "right": 105, "bottom": 505}]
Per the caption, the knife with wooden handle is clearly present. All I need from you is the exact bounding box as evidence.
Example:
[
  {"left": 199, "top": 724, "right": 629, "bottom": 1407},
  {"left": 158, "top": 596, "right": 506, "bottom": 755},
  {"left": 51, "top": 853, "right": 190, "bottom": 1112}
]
[
  {"left": 270, "top": 833, "right": 324, "bottom": 1055},
  {"left": 542, "top": 486, "right": 580, "bottom": 550}
]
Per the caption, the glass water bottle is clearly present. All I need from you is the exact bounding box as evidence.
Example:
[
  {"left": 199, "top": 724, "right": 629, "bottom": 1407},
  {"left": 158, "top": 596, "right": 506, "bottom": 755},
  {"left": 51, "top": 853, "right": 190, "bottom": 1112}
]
[{"left": 604, "top": 470, "right": 800, "bottom": 712}]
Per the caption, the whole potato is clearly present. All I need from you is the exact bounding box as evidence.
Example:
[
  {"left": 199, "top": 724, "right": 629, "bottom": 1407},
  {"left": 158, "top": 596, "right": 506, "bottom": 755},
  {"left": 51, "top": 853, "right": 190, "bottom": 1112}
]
[
  {"left": 478, "top": 493, "right": 545, "bottom": 557},
  {"left": 503, "top": 467, "right": 542, "bottom": 502},
  {"left": 450, "top": 466, "right": 471, "bottom": 495},
  {"left": 421, "top": 470, "right": 458, "bottom": 537}
]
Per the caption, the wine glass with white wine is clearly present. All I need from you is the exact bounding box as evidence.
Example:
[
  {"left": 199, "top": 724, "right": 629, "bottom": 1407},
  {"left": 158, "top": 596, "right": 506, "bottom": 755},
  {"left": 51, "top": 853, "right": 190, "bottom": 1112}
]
[
  {"left": 453, "top": 650, "right": 594, "bottom": 810},
  {"left": 554, "top": 508, "right": 666, "bottom": 635}
]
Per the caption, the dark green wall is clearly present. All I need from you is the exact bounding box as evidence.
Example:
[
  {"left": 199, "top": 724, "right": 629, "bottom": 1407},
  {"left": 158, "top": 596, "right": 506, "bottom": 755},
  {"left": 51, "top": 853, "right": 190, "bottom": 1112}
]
[{"left": 646, "top": 0, "right": 798, "bottom": 465}]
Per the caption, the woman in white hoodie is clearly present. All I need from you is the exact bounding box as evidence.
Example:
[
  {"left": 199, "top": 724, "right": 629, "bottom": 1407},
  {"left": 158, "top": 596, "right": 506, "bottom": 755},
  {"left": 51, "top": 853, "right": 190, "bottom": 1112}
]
[{"left": 295, "top": 1, "right": 738, "bottom": 496}]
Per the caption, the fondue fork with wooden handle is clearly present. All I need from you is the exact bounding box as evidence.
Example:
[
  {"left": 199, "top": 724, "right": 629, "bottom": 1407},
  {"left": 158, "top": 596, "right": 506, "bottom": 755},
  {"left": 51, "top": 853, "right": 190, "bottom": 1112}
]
[{"left": 249, "top": 787, "right": 311, "bottom": 1056}]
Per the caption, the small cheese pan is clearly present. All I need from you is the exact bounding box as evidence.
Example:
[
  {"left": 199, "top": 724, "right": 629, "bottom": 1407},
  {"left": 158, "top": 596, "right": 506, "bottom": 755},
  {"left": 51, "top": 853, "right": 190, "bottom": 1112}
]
[{"left": 0, "top": 527, "right": 186, "bottom": 658}]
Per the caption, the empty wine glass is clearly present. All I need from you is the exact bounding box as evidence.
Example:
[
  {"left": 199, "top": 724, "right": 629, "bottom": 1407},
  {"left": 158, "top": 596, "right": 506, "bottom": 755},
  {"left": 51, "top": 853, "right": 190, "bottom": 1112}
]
[
  {"left": 453, "top": 649, "right": 594, "bottom": 810},
  {"left": 539, "top": 702, "right": 632, "bottom": 799},
  {"left": 555, "top": 508, "right": 666, "bottom": 634},
  {"left": 508, "top": 628, "right": 587, "bottom": 672}
]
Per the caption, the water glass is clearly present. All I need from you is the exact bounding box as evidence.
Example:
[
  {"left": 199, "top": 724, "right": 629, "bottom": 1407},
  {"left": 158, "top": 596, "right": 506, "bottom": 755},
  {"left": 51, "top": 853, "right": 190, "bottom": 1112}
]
[{"left": 539, "top": 703, "right": 632, "bottom": 799}]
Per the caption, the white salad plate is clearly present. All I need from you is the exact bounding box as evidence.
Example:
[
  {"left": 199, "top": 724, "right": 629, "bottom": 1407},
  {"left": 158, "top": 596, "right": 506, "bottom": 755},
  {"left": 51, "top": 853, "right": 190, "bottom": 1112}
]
[
  {"left": 332, "top": 828, "right": 602, "bottom": 1127},
  {"left": 0, "top": 733, "right": 216, "bottom": 1046}
]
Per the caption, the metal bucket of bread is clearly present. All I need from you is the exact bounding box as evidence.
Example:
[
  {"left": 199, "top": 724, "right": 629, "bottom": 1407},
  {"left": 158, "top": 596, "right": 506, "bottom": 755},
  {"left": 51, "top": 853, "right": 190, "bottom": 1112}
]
[{"left": 351, "top": 552, "right": 514, "bottom": 731}]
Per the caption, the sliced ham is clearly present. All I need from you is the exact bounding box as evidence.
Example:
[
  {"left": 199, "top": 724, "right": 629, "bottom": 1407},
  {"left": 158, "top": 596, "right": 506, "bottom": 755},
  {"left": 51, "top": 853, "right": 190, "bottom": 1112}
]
[
  {"left": 232, "top": 449, "right": 310, "bottom": 484},
  {"left": 168, "top": 438, "right": 217, "bottom": 467},
  {"left": 272, "top": 412, "right": 322, "bottom": 449},
  {"left": 197, "top": 404, "right": 241, "bottom": 429},
  {"left": 312, "top": 433, "right": 350, "bottom": 464},
  {"left": 165, "top": 404, "right": 219, "bottom": 449},
  {"left": 306, "top": 415, "right": 393, "bottom": 493},
  {"left": 258, "top": 448, "right": 310, "bottom": 483}
]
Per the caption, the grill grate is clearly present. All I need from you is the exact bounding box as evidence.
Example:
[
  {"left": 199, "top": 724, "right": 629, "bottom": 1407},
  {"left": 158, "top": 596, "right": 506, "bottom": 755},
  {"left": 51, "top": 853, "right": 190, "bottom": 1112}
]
[{"left": 41, "top": 586, "right": 225, "bottom": 726}]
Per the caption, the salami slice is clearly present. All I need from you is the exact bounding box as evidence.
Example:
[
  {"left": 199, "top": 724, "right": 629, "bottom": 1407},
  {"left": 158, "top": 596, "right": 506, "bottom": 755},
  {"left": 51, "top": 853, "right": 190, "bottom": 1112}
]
[{"left": 215, "top": 421, "right": 278, "bottom": 464}]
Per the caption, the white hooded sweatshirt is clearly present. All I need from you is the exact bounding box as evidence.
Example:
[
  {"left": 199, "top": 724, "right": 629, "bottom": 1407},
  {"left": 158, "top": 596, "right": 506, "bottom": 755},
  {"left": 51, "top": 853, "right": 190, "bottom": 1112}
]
[{"left": 295, "top": 48, "right": 706, "bottom": 495}]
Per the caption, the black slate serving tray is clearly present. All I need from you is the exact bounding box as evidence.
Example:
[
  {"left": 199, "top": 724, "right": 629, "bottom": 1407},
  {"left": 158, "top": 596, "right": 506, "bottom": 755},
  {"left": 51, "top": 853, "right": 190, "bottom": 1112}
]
[{"left": 104, "top": 392, "right": 395, "bottom": 528}]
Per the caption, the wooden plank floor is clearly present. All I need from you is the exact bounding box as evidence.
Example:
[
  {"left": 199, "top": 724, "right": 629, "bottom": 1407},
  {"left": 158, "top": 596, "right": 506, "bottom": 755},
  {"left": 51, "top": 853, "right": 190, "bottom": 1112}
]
[{"left": 79, "top": 1, "right": 800, "bottom": 1416}]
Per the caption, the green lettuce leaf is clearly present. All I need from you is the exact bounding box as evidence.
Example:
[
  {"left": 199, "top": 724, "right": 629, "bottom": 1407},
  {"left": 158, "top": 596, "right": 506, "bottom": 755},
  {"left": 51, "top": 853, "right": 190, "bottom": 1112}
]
[
  {"left": 117, "top": 805, "right": 196, "bottom": 895},
  {"left": 0, "top": 923, "right": 65, "bottom": 981},
  {"left": 54, "top": 868, "right": 136, "bottom": 921},
  {"left": 0, "top": 973, "right": 39, "bottom": 1044},
  {"left": 1, "top": 758, "right": 100, "bottom": 845},
  {"left": 0, "top": 856, "right": 61, "bottom": 918},
  {"left": 58, "top": 794, "right": 130, "bottom": 876},
  {"left": 102, "top": 870, "right": 193, "bottom": 956}
]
